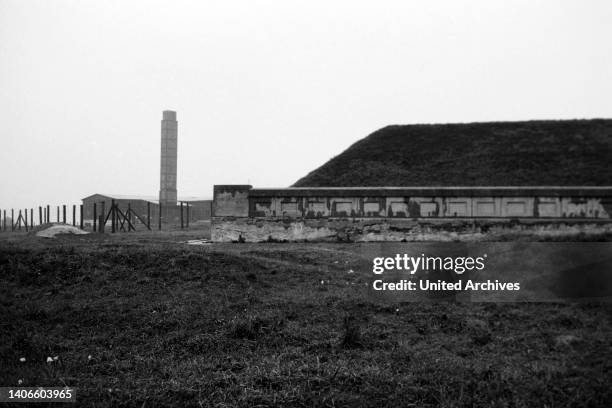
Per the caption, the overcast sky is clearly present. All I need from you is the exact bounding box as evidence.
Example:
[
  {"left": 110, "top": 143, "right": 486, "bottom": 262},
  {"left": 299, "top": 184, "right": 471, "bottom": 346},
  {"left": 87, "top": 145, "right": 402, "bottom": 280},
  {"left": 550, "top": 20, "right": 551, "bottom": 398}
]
[{"left": 1, "top": 0, "right": 611, "bottom": 209}]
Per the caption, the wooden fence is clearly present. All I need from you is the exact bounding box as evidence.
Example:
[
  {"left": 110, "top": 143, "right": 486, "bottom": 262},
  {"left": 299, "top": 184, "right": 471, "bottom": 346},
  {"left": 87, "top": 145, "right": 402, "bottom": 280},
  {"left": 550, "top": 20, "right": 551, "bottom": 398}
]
[{"left": 0, "top": 201, "right": 198, "bottom": 233}]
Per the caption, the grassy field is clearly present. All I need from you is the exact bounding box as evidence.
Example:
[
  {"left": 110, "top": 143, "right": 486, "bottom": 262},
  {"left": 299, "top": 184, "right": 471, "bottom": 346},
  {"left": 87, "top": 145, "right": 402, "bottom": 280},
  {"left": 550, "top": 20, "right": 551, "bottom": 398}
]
[{"left": 1, "top": 231, "right": 611, "bottom": 407}]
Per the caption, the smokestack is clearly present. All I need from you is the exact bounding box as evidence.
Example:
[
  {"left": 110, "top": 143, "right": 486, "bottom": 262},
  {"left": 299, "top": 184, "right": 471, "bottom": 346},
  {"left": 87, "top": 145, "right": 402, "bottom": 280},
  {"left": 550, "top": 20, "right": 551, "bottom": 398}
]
[{"left": 159, "top": 110, "right": 177, "bottom": 207}]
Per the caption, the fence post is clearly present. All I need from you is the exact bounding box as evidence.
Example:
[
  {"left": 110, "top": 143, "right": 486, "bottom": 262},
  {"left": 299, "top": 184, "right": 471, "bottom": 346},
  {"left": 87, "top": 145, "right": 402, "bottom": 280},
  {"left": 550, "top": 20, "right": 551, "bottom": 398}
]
[
  {"left": 93, "top": 203, "right": 97, "bottom": 232},
  {"left": 80, "top": 204, "right": 83, "bottom": 229},
  {"left": 180, "top": 201, "right": 184, "bottom": 229},
  {"left": 56, "top": 206, "right": 59, "bottom": 223},
  {"left": 186, "top": 204, "right": 190, "bottom": 228},
  {"left": 147, "top": 202, "right": 151, "bottom": 230},
  {"left": 158, "top": 203, "right": 162, "bottom": 231},
  {"left": 101, "top": 201, "right": 106, "bottom": 231},
  {"left": 62, "top": 205, "right": 66, "bottom": 224},
  {"left": 39, "top": 206, "right": 42, "bottom": 225},
  {"left": 72, "top": 205, "right": 76, "bottom": 226},
  {"left": 111, "top": 199, "right": 116, "bottom": 233},
  {"left": 24, "top": 209, "right": 28, "bottom": 231},
  {"left": 30, "top": 209, "right": 33, "bottom": 228},
  {"left": 127, "top": 203, "right": 133, "bottom": 231}
]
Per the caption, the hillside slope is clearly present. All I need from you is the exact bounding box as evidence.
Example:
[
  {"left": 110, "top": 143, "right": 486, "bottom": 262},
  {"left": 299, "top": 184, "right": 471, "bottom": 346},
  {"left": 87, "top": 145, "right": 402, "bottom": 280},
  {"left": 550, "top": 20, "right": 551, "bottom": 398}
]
[{"left": 293, "top": 119, "right": 612, "bottom": 186}]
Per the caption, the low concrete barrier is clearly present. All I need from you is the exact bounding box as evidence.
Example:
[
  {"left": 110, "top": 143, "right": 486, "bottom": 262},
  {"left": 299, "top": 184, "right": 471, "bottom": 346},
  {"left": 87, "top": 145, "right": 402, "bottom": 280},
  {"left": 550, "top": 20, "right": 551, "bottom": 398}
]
[{"left": 212, "top": 186, "right": 612, "bottom": 242}]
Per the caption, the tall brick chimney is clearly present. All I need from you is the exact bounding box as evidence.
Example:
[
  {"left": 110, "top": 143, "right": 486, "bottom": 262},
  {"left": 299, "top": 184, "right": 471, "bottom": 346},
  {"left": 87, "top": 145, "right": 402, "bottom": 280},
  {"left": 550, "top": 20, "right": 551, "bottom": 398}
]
[{"left": 159, "top": 110, "right": 177, "bottom": 207}]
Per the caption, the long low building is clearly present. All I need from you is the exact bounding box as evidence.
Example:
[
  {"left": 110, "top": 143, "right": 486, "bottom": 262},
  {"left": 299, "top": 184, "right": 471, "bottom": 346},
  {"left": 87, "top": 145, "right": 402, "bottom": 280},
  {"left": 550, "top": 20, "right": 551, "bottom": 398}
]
[
  {"left": 81, "top": 194, "right": 212, "bottom": 227},
  {"left": 211, "top": 185, "right": 612, "bottom": 242}
]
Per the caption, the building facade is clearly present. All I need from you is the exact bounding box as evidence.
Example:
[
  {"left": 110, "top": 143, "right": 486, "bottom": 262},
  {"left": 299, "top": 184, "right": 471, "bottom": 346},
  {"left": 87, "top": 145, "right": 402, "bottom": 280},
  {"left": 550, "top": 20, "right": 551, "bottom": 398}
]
[
  {"left": 212, "top": 185, "right": 612, "bottom": 242},
  {"left": 81, "top": 194, "right": 211, "bottom": 228}
]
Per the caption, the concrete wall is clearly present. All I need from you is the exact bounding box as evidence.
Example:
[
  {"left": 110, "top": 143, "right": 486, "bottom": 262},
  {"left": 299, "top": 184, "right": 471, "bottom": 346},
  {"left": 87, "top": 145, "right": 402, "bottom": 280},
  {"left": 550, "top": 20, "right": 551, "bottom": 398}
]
[
  {"left": 242, "top": 189, "right": 612, "bottom": 219},
  {"left": 211, "top": 217, "right": 612, "bottom": 242},
  {"left": 212, "top": 186, "right": 612, "bottom": 242},
  {"left": 213, "top": 185, "right": 252, "bottom": 217}
]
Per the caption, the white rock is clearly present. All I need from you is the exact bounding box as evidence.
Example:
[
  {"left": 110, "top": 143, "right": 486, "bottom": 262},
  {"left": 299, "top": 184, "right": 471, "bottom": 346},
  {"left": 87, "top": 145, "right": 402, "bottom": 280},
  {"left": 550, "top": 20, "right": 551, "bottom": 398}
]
[{"left": 36, "top": 224, "right": 89, "bottom": 238}]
